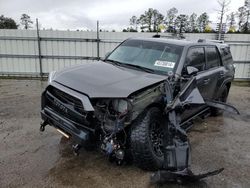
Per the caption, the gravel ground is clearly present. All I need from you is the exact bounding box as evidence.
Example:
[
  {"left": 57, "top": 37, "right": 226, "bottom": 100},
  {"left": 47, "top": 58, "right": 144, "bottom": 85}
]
[{"left": 0, "top": 79, "right": 250, "bottom": 188}]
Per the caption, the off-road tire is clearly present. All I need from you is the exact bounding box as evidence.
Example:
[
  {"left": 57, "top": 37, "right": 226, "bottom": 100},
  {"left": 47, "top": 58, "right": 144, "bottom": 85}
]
[
  {"left": 211, "top": 85, "right": 229, "bottom": 116},
  {"left": 130, "top": 107, "right": 164, "bottom": 171}
]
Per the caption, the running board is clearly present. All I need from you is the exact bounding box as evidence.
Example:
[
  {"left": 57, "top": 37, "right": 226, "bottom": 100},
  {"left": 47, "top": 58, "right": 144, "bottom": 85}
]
[{"left": 180, "top": 107, "right": 210, "bottom": 131}]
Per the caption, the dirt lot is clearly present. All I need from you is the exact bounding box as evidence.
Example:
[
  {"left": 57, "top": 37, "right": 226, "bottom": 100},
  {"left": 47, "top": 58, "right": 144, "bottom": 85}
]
[{"left": 0, "top": 79, "right": 250, "bottom": 188}]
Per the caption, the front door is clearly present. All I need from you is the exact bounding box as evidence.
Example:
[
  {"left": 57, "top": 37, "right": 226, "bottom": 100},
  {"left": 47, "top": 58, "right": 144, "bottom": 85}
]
[{"left": 180, "top": 46, "right": 209, "bottom": 121}]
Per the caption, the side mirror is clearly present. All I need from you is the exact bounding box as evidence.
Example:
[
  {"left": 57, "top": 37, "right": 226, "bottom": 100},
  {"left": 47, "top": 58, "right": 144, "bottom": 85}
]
[{"left": 186, "top": 66, "right": 198, "bottom": 75}]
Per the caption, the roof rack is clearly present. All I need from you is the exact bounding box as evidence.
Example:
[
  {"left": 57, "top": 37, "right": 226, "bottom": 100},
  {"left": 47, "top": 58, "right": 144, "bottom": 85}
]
[
  {"left": 197, "top": 39, "right": 224, "bottom": 43},
  {"left": 152, "top": 34, "right": 185, "bottom": 40}
]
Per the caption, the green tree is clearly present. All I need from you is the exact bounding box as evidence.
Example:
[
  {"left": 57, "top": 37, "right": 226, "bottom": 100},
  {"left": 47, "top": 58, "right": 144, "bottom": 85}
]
[
  {"left": 129, "top": 15, "right": 139, "bottom": 31},
  {"left": 0, "top": 15, "right": 18, "bottom": 29},
  {"left": 139, "top": 8, "right": 154, "bottom": 32},
  {"left": 189, "top": 13, "right": 198, "bottom": 32},
  {"left": 237, "top": 6, "right": 247, "bottom": 31},
  {"left": 152, "top": 9, "right": 164, "bottom": 32},
  {"left": 242, "top": 0, "right": 250, "bottom": 32},
  {"left": 227, "top": 12, "right": 236, "bottom": 32},
  {"left": 138, "top": 8, "right": 164, "bottom": 32},
  {"left": 197, "top": 12, "right": 210, "bottom": 32},
  {"left": 165, "top": 7, "right": 178, "bottom": 32},
  {"left": 174, "top": 14, "right": 189, "bottom": 33},
  {"left": 20, "top": 14, "right": 33, "bottom": 29},
  {"left": 138, "top": 14, "right": 147, "bottom": 31}
]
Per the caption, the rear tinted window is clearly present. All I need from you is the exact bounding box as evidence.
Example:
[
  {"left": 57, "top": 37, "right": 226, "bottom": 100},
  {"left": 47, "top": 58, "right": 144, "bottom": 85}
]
[
  {"left": 220, "top": 47, "right": 233, "bottom": 65},
  {"left": 206, "top": 46, "right": 221, "bottom": 69},
  {"left": 185, "top": 47, "right": 205, "bottom": 71}
]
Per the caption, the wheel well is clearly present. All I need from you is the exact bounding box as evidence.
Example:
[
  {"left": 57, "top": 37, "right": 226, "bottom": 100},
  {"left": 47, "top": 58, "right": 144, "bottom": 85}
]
[
  {"left": 129, "top": 102, "right": 164, "bottom": 127},
  {"left": 145, "top": 102, "right": 164, "bottom": 112},
  {"left": 225, "top": 82, "right": 231, "bottom": 91},
  {"left": 214, "top": 82, "right": 231, "bottom": 100}
]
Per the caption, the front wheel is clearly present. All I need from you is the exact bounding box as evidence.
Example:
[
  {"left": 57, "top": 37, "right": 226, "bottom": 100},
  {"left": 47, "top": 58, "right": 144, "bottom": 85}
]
[{"left": 130, "top": 107, "right": 164, "bottom": 171}]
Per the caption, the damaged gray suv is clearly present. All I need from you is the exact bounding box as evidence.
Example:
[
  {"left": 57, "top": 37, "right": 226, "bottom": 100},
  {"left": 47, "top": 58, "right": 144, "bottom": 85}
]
[{"left": 40, "top": 38, "right": 235, "bottom": 170}]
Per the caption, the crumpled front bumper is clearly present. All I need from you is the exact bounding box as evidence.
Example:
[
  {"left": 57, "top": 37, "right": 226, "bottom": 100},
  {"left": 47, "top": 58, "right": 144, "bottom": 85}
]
[
  {"left": 41, "top": 107, "right": 90, "bottom": 145},
  {"left": 40, "top": 81, "right": 96, "bottom": 145}
]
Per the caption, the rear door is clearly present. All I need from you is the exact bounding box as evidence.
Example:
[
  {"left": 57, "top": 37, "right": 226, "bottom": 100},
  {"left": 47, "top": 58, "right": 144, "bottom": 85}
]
[
  {"left": 202, "top": 45, "right": 222, "bottom": 99},
  {"left": 181, "top": 45, "right": 222, "bottom": 121}
]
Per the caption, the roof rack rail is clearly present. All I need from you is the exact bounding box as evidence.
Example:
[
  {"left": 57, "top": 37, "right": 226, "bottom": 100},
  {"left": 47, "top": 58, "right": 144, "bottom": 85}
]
[
  {"left": 152, "top": 34, "right": 185, "bottom": 40},
  {"left": 198, "top": 39, "right": 224, "bottom": 43}
]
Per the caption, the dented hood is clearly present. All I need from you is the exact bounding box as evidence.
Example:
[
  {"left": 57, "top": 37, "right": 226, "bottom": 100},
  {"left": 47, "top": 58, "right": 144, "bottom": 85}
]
[{"left": 53, "top": 61, "right": 166, "bottom": 98}]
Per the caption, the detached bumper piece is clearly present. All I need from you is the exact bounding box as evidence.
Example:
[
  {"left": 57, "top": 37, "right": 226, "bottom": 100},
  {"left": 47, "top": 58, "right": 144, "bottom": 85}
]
[
  {"left": 41, "top": 107, "right": 90, "bottom": 145},
  {"left": 151, "top": 77, "right": 227, "bottom": 185},
  {"left": 151, "top": 168, "right": 224, "bottom": 184}
]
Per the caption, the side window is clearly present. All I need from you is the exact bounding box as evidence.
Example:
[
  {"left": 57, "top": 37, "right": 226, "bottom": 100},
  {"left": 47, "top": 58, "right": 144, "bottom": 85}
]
[
  {"left": 206, "top": 46, "right": 221, "bottom": 69},
  {"left": 185, "top": 47, "right": 205, "bottom": 72},
  {"left": 220, "top": 47, "right": 233, "bottom": 65}
]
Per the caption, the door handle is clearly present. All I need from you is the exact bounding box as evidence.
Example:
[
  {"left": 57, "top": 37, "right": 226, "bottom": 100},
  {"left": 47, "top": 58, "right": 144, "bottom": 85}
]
[{"left": 203, "top": 78, "right": 210, "bottom": 85}]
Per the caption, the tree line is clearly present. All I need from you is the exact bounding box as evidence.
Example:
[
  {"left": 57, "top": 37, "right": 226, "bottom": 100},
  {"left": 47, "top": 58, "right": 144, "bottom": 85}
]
[
  {"left": 125, "top": 8, "right": 211, "bottom": 33},
  {"left": 124, "top": 0, "right": 250, "bottom": 33},
  {"left": 0, "top": 14, "right": 33, "bottom": 29},
  {"left": 0, "top": 0, "right": 249, "bottom": 33}
]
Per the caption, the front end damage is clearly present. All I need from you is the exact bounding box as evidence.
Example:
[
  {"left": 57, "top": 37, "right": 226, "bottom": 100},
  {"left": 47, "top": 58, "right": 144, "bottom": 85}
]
[{"left": 40, "top": 80, "right": 164, "bottom": 160}]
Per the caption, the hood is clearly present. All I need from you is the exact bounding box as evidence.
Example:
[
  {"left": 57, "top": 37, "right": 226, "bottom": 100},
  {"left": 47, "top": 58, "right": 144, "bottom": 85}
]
[{"left": 53, "top": 61, "right": 166, "bottom": 98}]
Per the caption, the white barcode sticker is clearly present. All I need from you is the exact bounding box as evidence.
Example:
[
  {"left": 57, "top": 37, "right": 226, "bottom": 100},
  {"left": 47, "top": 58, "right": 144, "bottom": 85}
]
[{"left": 154, "top": 60, "right": 175, "bottom": 68}]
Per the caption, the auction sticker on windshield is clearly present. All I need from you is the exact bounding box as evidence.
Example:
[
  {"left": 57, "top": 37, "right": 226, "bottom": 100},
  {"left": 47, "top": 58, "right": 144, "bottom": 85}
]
[{"left": 154, "top": 60, "right": 175, "bottom": 68}]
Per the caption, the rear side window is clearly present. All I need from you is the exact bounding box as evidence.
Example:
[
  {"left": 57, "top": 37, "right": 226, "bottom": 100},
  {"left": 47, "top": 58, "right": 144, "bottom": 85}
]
[
  {"left": 220, "top": 47, "right": 233, "bottom": 65},
  {"left": 206, "top": 46, "right": 221, "bottom": 69},
  {"left": 185, "top": 47, "right": 205, "bottom": 71}
]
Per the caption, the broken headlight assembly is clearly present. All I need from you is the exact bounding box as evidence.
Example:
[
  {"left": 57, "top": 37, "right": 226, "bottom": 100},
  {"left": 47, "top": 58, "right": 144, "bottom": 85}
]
[
  {"left": 95, "top": 99, "right": 130, "bottom": 117},
  {"left": 112, "top": 99, "right": 129, "bottom": 115}
]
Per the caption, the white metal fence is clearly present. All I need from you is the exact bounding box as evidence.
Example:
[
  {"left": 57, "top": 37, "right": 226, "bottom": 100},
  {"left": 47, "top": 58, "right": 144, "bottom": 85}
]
[{"left": 0, "top": 29, "right": 249, "bottom": 80}]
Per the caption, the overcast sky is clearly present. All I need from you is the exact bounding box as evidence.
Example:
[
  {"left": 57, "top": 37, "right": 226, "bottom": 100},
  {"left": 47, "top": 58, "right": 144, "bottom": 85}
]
[{"left": 0, "top": 0, "right": 246, "bottom": 31}]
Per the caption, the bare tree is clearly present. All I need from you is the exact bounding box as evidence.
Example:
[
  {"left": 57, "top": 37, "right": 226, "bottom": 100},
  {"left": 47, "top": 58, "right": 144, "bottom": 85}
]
[{"left": 217, "top": 0, "right": 231, "bottom": 37}]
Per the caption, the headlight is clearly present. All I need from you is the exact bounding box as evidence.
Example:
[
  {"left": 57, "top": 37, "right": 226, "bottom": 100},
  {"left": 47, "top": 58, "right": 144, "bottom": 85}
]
[
  {"left": 48, "top": 71, "right": 56, "bottom": 84},
  {"left": 112, "top": 99, "right": 128, "bottom": 113}
]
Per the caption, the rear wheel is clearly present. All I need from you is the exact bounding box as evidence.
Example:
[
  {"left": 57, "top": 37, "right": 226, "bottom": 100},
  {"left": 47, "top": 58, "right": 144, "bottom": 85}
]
[
  {"left": 211, "top": 85, "right": 229, "bottom": 116},
  {"left": 130, "top": 107, "right": 164, "bottom": 171}
]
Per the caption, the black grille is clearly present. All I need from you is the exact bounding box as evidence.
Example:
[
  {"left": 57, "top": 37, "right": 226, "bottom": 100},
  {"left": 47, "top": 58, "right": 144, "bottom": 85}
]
[
  {"left": 45, "top": 86, "right": 90, "bottom": 126},
  {"left": 50, "top": 87, "right": 85, "bottom": 114}
]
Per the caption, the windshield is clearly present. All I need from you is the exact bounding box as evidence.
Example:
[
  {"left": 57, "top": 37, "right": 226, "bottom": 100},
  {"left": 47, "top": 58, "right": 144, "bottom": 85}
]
[{"left": 106, "top": 39, "right": 184, "bottom": 74}]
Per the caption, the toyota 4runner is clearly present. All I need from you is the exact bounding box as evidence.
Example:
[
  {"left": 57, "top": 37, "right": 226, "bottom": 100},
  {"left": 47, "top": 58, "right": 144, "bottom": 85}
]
[{"left": 40, "top": 38, "right": 235, "bottom": 170}]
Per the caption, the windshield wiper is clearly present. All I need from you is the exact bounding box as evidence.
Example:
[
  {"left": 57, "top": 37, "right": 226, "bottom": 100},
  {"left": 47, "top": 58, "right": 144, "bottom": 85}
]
[
  {"left": 105, "top": 59, "right": 125, "bottom": 67},
  {"left": 121, "top": 63, "right": 155, "bottom": 73},
  {"left": 105, "top": 59, "right": 155, "bottom": 73}
]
